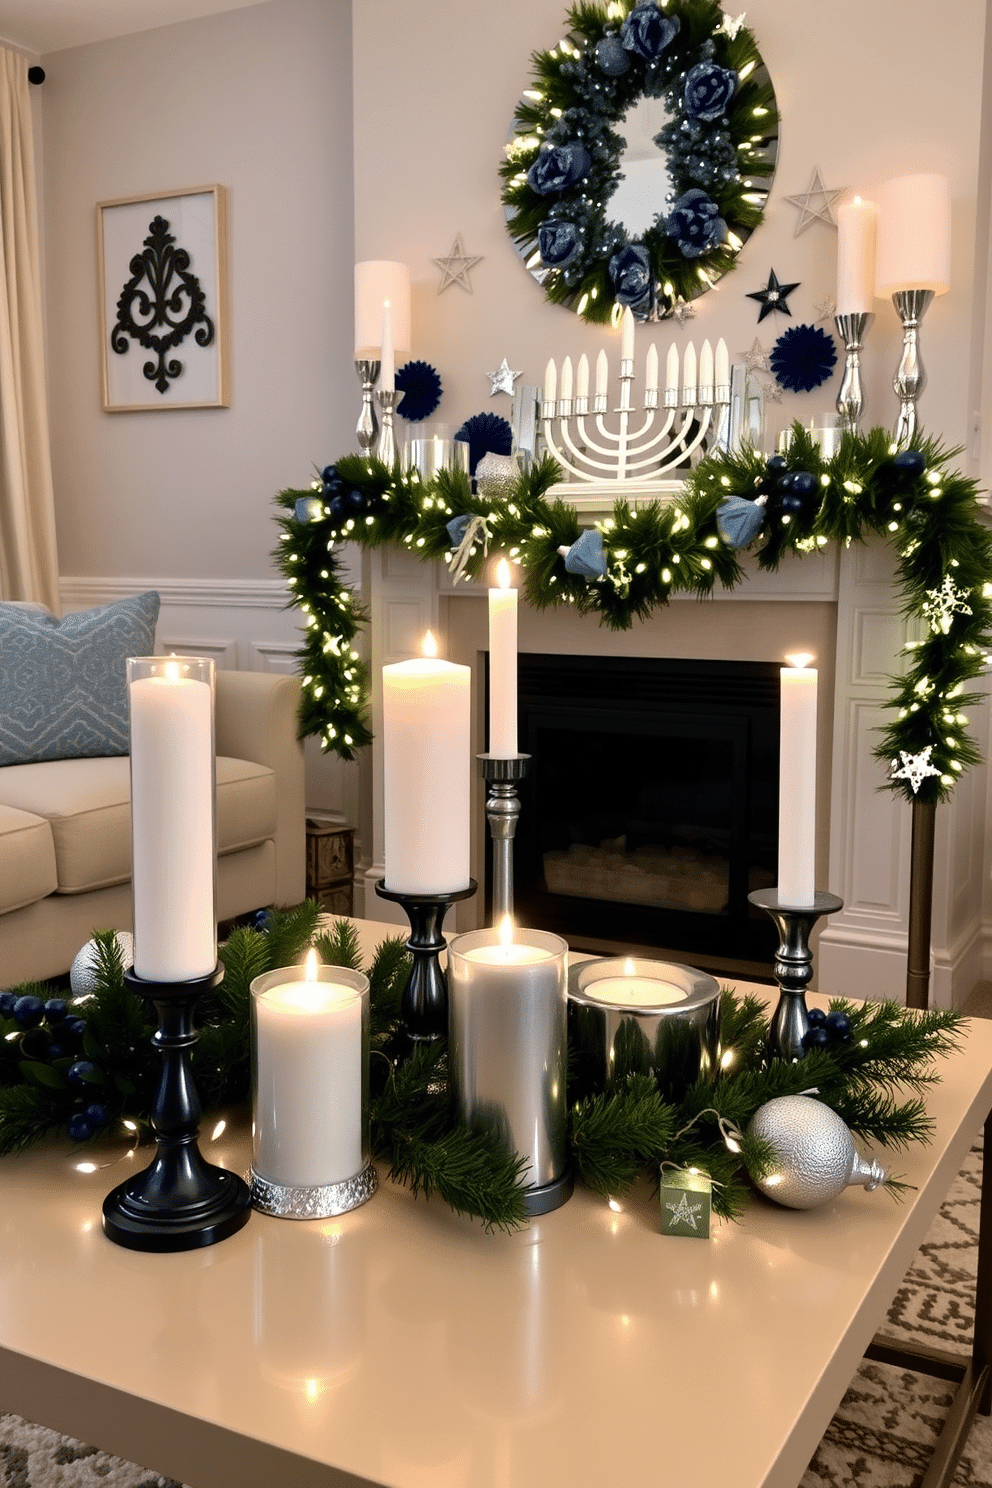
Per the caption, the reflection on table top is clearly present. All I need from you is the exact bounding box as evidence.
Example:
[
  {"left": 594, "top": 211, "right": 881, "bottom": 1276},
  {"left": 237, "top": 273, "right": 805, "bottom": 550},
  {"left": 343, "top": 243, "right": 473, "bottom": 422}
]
[{"left": 0, "top": 916, "right": 989, "bottom": 1488}]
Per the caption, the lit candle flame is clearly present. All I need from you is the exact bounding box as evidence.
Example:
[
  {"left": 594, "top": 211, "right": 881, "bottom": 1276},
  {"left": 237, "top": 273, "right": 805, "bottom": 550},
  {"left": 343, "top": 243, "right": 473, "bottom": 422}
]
[
  {"left": 303, "top": 947, "right": 318, "bottom": 981},
  {"left": 785, "top": 652, "right": 815, "bottom": 670},
  {"left": 422, "top": 630, "right": 438, "bottom": 659},
  {"left": 623, "top": 957, "right": 636, "bottom": 976},
  {"left": 498, "top": 915, "right": 514, "bottom": 953},
  {"left": 496, "top": 558, "right": 512, "bottom": 590},
  {"left": 164, "top": 657, "right": 181, "bottom": 682}
]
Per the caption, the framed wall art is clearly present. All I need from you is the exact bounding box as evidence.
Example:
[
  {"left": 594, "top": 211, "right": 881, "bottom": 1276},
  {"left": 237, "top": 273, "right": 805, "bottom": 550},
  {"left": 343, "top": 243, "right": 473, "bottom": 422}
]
[{"left": 97, "top": 184, "right": 229, "bottom": 412}]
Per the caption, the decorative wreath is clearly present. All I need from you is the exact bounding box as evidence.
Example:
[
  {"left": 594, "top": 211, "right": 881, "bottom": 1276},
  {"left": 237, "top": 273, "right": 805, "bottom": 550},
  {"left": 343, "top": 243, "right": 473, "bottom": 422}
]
[
  {"left": 499, "top": 0, "right": 779, "bottom": 324},
  {"left": 275, "top": 426, "right": 992, "bottom": 809}
]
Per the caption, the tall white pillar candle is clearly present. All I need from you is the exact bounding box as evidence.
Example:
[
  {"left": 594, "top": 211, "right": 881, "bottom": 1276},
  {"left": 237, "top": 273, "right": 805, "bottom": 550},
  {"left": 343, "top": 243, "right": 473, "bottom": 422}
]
[
  {"left": 875, "top": 174, "right": 951, "bottom": 296},
  {"left": 778, "top": 654, "right": 817, "bottom": 907},
  {"left": 354, "top": 260, "right": 411, "bottom": 359},
  {"left": 836, "top": 196, "right": 877, "bottom": 315},
  {"left": 380, "top": 300, "right": 394, "bottom": 393},
  {"left": 488, "top": 559, "right": 518, "bottom": 758},
  {"left": 251, "top": 958, "right": 368, "bottom": 1189},
  {"left": 382, "top": 633, "right": 471, "bottom": 894},
  {"left": 128, "top": 657, "right": 215, "bottom": 982}
]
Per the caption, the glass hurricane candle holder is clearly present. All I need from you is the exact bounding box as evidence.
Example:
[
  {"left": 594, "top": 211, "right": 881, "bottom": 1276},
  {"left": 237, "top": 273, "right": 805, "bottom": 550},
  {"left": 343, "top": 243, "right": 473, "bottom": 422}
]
[{"left": 249, "top": 961, "right": 375, "bottom": 1218}]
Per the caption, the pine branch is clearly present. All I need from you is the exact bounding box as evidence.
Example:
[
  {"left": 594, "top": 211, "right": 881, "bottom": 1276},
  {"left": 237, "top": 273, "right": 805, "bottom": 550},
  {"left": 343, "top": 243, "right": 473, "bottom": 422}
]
[
  {"left": 570, "top": 1074, "right": 678, "bottom": 1197},
  {"left": 313, "top": 918, "right": 362, "bottom": 969},
  {"left": 262, "top": 900, "right": 323, "bottom": 969},
  {"left": 383, "top": 1124, "right": 529, "bottom": 1233},
  {"left": 0, "top": 1084, "right": 63, "bottom": 1156}
]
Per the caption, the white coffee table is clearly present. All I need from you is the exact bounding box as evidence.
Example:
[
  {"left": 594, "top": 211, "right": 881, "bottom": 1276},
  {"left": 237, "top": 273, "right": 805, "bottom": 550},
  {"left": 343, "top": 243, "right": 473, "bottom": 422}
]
[{"left": 0, "top": 916, "right": 988, "bottom": 1488}]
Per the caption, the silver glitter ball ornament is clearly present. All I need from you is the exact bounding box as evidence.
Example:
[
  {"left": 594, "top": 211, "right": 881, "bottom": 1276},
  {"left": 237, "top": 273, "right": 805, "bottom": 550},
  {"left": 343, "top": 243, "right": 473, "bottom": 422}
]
[
  {"left": 747, "top": 1095, "right": 887, "bottom": 1210},
  {"left": 475, "top": 452, "right": 517, "bottom": 498},
  {"left": 70, "top": 931, "right": 134, "bottom": 997}
]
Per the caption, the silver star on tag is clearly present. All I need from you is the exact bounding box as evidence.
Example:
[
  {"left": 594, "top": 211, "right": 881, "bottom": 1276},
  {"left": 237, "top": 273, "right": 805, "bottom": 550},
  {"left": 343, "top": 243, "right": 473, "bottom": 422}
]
[{"left": 487, "top": 358, "right": 522, "bottom": 396}]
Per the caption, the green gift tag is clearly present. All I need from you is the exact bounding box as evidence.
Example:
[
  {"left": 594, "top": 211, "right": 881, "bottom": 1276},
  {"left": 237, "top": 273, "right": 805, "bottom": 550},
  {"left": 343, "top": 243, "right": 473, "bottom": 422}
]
[{"left": 661, "top": 1168, "right": 712, "bottom": 1238}]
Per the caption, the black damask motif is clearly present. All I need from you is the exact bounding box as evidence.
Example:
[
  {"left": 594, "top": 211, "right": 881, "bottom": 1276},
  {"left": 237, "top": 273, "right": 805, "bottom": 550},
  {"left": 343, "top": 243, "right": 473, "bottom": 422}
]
[{"left": 111, "top": 215, "right": 214, "bottom": 394}]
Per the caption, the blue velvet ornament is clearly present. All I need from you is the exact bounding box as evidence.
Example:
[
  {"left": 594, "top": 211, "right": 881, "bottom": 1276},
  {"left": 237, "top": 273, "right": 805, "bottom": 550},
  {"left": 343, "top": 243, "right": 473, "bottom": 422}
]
[
  {"left": 395, "top": 360, "right": 443, "bottom": 422},
  {"left": 893, "top": 449, "right": 926, "bottom": 479},
  {"left": 716, "top": 494, "right": 766, "bottom": 550},
  {"left": 769, "top": 324, "right": 838, "bottom": 394},
  {"left": 454, "top": 413, "right": 513, "bottom": 476},
  {"left": 595, "top": 34, "right": 630, "bottom": 75},
  {"left": 446, "top": 514, "right": 473, "bottom": 548},
  {"left": 561, "top": 529, "right": 607, "bottom": 579}
]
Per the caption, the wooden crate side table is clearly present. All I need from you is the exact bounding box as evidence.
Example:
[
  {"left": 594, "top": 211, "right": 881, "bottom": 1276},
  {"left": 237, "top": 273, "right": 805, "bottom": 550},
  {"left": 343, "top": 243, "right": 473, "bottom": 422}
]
[{"left": 304, "top": 818, "right": 354, "bottom": 915}]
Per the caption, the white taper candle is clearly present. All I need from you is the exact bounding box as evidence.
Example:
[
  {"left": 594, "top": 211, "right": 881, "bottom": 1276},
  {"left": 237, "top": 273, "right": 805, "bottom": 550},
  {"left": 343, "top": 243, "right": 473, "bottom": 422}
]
[
  {"left": 488, "top": 559, "right": 518, "bottom": 758},
  {"left": 778, "top": 654, "right": 817, "bottom": 907}
]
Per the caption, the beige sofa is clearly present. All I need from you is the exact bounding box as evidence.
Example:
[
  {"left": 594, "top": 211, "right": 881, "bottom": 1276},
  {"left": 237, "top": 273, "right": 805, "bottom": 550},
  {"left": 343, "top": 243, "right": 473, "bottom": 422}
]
[{"left": 0, "top": 670, "right": 305, "bottom": 987}]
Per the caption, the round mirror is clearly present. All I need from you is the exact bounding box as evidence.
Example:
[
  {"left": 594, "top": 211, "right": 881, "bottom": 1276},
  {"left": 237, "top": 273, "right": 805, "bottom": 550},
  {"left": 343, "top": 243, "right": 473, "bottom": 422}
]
[{"left": 500, "top": 0, "right": 779, "bottom": 324}]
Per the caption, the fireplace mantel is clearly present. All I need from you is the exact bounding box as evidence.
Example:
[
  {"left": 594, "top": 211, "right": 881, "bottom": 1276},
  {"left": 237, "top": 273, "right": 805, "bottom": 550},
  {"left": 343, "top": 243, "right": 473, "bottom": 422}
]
[{"left": 353, "top": 532, "right": 988, "bottom": 1009}]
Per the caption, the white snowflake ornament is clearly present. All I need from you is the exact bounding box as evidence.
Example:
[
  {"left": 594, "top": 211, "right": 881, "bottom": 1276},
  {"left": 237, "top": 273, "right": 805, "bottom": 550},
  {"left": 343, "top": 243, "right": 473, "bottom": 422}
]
[{"left": 921, "top": 575, "right": 973, "bottom": 635}]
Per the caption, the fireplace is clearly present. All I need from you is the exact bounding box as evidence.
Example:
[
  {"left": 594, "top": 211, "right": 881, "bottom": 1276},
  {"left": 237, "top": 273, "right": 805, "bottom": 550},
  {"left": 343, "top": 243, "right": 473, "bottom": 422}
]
[{"left": 490, "top": 653, "right": 780, "bottom": 973}]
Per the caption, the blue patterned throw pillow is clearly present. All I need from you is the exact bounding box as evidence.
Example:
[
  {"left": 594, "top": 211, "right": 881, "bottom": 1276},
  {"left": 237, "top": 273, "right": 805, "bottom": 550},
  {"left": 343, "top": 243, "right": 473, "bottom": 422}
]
[{"left": 0, "top": 592, "right": 160, "bottom": 765}]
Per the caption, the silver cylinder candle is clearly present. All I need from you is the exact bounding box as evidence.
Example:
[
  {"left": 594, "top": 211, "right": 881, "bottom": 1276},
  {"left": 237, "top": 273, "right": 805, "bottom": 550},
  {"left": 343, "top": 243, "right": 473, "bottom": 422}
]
[
  {"left": 568, "top": 958, "right": 720, "bottom": 1103},
  {"left": 447, "top": 927, "right": 571, "bottom": 1215}
]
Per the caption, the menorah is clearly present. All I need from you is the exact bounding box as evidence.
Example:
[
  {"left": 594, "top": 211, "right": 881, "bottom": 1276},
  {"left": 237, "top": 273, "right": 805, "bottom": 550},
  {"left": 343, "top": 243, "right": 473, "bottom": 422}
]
[{"left": 540, "top": 320, "right": 731, "bottom": 499}]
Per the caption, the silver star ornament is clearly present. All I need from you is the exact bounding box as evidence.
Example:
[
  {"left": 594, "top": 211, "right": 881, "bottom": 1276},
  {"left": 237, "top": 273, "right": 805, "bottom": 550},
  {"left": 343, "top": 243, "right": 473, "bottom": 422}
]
[
  {"left": 785, "top": 167, "right": 847, "bottom": 235},
  {"left": 433, "top": 234, "right": 483, "bottom": 294},
  {"left": 891, "top": 746, "right": 942, "bottom": 794},
  {"left": 740, "top": 337, "right": 770, "bottom": 372},
  {"left": 671, "top": 300, "right": 696, "bottom": 327},
  {"left": 487, "top": 358, "right": 522, "bottom": 396}
]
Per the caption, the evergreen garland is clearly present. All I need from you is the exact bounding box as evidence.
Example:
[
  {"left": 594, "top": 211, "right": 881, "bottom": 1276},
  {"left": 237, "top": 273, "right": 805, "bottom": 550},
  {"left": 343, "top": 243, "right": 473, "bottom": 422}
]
[
  {"left": 275, "top": 426, "right": 992, "bottom": 805},
  {"left": 498, "top": 0, "right": 779, "bottom": 322},
  {"left": 0, "top": 914, "right": 964, "bottom": 1231}
]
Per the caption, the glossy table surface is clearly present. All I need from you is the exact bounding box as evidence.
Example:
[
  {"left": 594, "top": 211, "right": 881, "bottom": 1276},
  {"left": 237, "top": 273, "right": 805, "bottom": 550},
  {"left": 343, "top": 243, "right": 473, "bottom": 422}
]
[{"left": 0, "top": 918, "right": 990, "bottom": 1488}]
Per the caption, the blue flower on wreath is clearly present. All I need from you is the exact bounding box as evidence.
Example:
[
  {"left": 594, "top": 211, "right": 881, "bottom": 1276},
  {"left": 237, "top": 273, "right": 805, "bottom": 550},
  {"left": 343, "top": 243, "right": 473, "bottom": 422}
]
[
  {"left": 620, "top": 3, "right": 680, "bottom": 61},
  {"left": 527, "top": 142, "right": 592, "bottom": 196},
  {"left": 769, "top": 324, "right": 838, "bottom": 394},
  {"left": 538, "top": 218, "right": 583, "bottom": 269},
  {"left": 684, "top": 61, "right": 738, "bottom": 121},
  {"left": 395, "top": 360, "right": 442, "bottom": 422},
  {"left": 608, "top": 243, "right": 652, "bottom": 313},
  {"left": 664, "top": 189, "right": 727, "bottom": 259},
  {"left": 454, "top": 412, "right": 513, "bottom": 476}
]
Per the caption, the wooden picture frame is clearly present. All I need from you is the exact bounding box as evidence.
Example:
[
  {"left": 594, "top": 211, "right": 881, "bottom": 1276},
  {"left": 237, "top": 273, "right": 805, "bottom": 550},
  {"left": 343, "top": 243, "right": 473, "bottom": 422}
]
[{"left": 97, "top": 184, "right": 229, "bottom": 412}]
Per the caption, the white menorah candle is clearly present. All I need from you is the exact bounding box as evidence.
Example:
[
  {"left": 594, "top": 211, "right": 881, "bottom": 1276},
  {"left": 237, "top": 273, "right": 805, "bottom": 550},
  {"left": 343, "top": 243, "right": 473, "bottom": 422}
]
[
  {"left": 699, "top": 340, "right": 714, "bottom": 402},
  {"left": 560, "top": 355, "right": 573, "bottom": 409},
  {"left": 596, "top": 349, "right": 609, "bottom": 397},
  {"left": 682, "top": 342, "right": 697, "bottom": 401},
  {"left": 645, "top": 343, "right": 659, "bottom": 394},
  {"left": 715, "top": 337, "right": 730, "bottom": 388}
]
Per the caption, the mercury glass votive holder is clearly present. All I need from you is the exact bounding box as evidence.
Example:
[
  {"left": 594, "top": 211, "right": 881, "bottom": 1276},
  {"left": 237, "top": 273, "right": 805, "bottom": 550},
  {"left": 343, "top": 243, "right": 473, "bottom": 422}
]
[
  {"left": 402, "top": 422, "right": 471, "bottom": 481},
  {"left": 447, "top": 928, "right": 571, "bottom": 1216},
  {"left": 249, "top": 963, "right": 376, "bottom": 1218},
  {"left": 568, "top": 958, "right": 721, "bottom": 1104}
]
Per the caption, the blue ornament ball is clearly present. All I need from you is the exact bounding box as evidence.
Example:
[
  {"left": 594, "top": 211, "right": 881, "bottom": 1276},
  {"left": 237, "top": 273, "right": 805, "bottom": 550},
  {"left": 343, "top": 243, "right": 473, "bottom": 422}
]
[
  {"left": 595, "top": 34, "right": 630, "bottom": 75},
  {"left": 67, "top": 1059, "right": 96, "bottom": 1086},
  {"left": 893, "top": 449, "right": 926, "bottom": 478},
  {"left": 43, "top": 998, "right": 68, "bottom": 1022},
  {"left": 801, "top": 1026, "right": 831, "bottom": 1051},
  {"left": 84, "top": 1103, "right": 110, "bottom": 1128},
  {"left": 13, "top": 995, "right": 44, "bottom": 1028},
  {"left": 0, "top": 992, "right": 17, "bottom": 1016},
  {"left": 67, "top": 1113, "right": 94, "bottom": 1142},
  {"left": 825, "top": 1010, "right": 852, "bottom": 1041},
  {"left": 806, "top": 1007, "right": 827, "bottom": 1027},
  {"left": 790, "top": 471, "right": 817, "bottom": 498},
  {"left": 766, "top": 454, "right": 788, "bottom": 477}
]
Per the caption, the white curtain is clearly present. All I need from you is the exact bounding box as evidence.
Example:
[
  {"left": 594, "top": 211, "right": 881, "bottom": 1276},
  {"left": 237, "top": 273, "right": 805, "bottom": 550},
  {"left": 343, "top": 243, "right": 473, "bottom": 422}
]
[{"left": 0, "top": 47, "right": 59, "bottom": 612}]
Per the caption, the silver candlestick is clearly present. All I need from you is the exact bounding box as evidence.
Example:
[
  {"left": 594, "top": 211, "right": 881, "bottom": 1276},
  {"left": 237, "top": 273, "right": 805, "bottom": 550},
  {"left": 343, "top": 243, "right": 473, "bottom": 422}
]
[
  {"left": 376, "top": 387, "right": 398, "bottom": 467},
  {"left": 477, "top": 754, "right": 530, "bottom": 924},
  {"left": 748, "top": 888, "right": 844, "bottom": 1062},
  {"left": 355, "top": 359, "right": 380, "bottom": 454},
  {"left": 891, "top": 288, "right": 935, "bottom": 447},
  {"left": 834, "top": 312, "right": 873, "bottom": 433}
]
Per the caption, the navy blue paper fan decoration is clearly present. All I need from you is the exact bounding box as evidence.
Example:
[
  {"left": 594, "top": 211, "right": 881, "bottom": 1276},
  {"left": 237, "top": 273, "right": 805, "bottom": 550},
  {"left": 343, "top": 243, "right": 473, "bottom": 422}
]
[
  {"left": 395, "top": 360, "right": 443, "bottom": 422},
  {"left": 454, "top": 412, "right": 513, "bottom": 475},
  {"left": 769, "top": 324, "right": 837, "bottom": 394}
]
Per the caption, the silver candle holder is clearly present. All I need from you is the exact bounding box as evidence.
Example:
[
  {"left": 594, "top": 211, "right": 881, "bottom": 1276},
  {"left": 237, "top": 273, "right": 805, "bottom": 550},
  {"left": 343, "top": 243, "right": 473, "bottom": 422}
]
[
  {"left": 834, "top": 312, "right": 873, "bottom": 433},
  {"left": 890, "top": 288, "right": 934, "bottom": 447},
  {"left": 354, "top": 358, "right": 380, "bottom": 455},
  {"left": 376, "top": 386, "right": 398, "bottom": 467},
  {"left": 748, "top": 888, "right": 844, "bottom": 1062},
  {"left": 477, "top": 753, "right": 529, "bottom": 924}
]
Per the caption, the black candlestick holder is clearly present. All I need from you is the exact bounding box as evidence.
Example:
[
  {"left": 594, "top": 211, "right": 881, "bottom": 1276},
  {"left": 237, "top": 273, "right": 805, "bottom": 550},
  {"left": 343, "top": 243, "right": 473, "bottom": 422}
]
[
  {"left": 748, "top": 888, "right": 844, "bottom": 1062},
  {"left": 374, "top": 879, "right": 477, "bottom": 1041},
  {"left": 102, "top": 965, "right": 252, "bottom": 1252}
]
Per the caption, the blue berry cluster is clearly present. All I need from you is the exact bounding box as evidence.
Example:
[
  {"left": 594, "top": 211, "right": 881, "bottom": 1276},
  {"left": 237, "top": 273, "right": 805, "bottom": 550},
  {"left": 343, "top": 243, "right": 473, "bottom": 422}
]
[
  {"left": 801, "top": 1007, "right": 853, "bottom": 1052},
  {"left": 0, "top": 991, "right": 110, "bottom": 1141},
  {"left": 320, "top": 465, "right": 387, "bottom": 526},
  {"left": 755, "top": 453, "right": 819, "bottom": 518}
]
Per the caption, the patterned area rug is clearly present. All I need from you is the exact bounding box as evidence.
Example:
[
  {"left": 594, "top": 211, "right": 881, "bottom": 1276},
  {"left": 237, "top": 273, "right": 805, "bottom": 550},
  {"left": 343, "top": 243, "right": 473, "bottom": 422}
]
[
  {"left": 802, "top": 1140, "right": 992, "bottom": 1487},
  {"left": 0, "top": 1149, "right": 988, "bottom": 1488}
]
